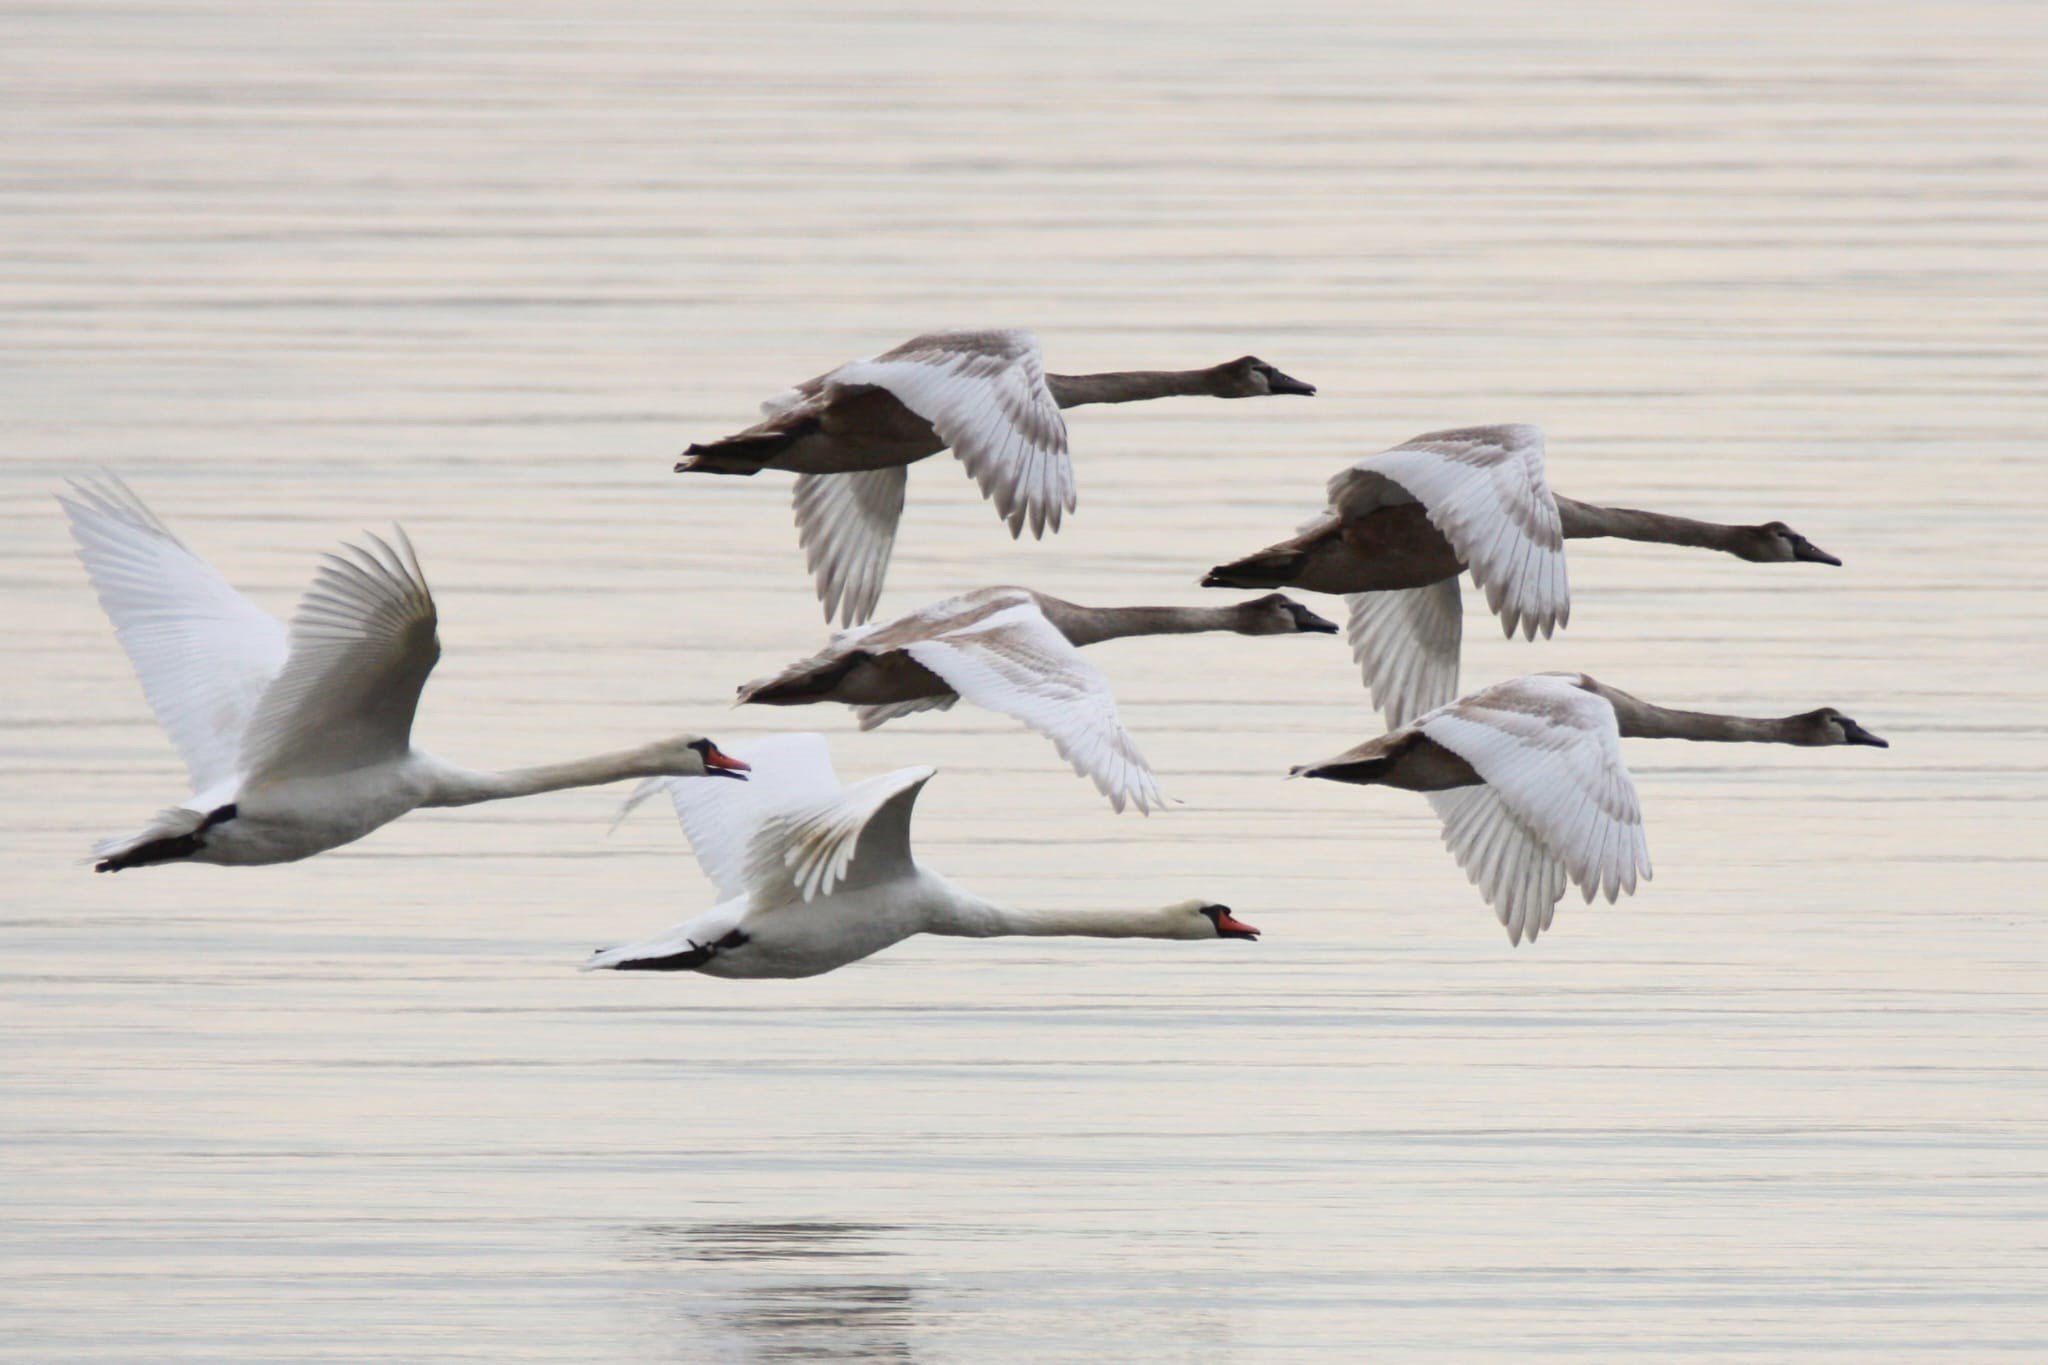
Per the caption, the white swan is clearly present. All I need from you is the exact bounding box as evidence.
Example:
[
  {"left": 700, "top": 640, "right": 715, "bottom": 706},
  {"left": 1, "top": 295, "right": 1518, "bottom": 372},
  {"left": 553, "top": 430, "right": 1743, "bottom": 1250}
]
[
  {"left": 61, "top": 474, "right": 750, "bottom": 872},
  {"left": 679, "top": 329, "right": 1314, "bottom": 625},
  {"left": 1292, "top": 672, "right": 1887, "bottom": 944},
  {"left": 735, "top": 586, "right": 1338, "bottom": 813},
  {"left": 588, "top": 733, "right": 1259, "bottom": 978},
  {"left": 1204, "top": 424, "right": 1842, "bottom": 726}
]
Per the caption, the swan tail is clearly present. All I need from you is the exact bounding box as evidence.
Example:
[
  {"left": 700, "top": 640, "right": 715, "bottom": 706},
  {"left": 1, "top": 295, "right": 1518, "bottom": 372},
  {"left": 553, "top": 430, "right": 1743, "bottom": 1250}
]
[
  {"left": 735, "top": 652, "right": 866, "bottom": 706},
  {"left": 91, "top": 803, "right": 236, "bottom": 873},
  {"left": 583, "top": 934, "right": 717, "bottom": 973},
  {"left": 675, "top": 429, "right": 800, "bottom": 476},
  {"left": 1201, "top": 548, "right": 1306, "bottom": 590}
]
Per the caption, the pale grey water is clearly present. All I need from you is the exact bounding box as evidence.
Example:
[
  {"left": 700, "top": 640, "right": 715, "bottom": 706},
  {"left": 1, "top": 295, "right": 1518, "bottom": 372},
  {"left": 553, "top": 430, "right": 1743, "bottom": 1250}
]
[{"left": 3, "top": 1, "right": 2045, "bottom": 1358}]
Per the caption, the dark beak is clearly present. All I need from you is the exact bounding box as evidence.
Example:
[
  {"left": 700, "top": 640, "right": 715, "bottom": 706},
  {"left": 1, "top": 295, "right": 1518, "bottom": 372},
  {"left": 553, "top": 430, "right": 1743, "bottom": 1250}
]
[
  {"left": 1294, "top": 607, "right": 1340, "bottom": 634},
  {"left": 1265, "top": 367, "right": 1316, "bottom": 397},
  {"left": 1839, "top": 718, "right": 1889, "bottom": 748},
  {"left": 1792, "top": 537, "right": 1842, "bottom": 567}
]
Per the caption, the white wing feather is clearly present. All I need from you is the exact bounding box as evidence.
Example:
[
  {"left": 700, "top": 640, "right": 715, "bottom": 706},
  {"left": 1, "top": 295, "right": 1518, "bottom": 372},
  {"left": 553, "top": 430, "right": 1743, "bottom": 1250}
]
[
  {"left": 58, "top": 474, "right": 289, "bottom": 794},
  {"left": 827, "top": 329, "right": 1073, "bottom": 539},
  {"left": 1331, "top": 424, "right": 1568, "bottom": 641},
  {"left": 792, "top": 467, "right": 909, "bottom": 627},
  {"left": 617, "top": 733, "right": 843, "bottom": 902},
  {"left": 1418, "top": 674, "right": 1653, "bottom": 944},
  {"left": 742, "top": 765, "right": 934, "bottom": 908},
  {"left": 901, "top": 602, "right": 1165, "bottom": 814},
  {"left": 238, "top": 529, "right": 440, "bottom": 785},
  {"left": 1345, "top": 579, "right": 1464, "bottom": 728}
]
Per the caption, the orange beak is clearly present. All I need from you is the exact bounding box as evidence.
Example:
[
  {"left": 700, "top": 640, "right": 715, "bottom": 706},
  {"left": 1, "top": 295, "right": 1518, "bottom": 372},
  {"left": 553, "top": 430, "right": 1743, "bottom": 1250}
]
[
  {"left": 1215, "top": 909, "right": 1260, "bottom": 938},
  {"left": 703, "top": 745, "right": 751, "bottom": 774}
]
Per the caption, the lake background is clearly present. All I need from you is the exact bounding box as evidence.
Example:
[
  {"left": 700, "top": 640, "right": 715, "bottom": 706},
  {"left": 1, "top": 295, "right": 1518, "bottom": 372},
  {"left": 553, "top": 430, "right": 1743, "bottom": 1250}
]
[{"left": 3, "top": 1, "right": 2045, "bottom": 1358}]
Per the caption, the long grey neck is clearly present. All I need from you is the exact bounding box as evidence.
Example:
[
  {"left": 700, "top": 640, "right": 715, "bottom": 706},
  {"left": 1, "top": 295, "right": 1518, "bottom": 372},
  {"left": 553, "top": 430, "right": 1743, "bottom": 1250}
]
[
  {"left": 1034, "top": 596, "right": 1259, "bottom": 648},
  {"left": 1554, "top": 494, "right": 1753, "bottom": 556},
  {"left": 419, "top": 746, "right": 679, "bottom": 808},
  {"left": 1581, "top": 678, "right": 1815, "bottom": 744},
  {"left": 1045, "top": 368, "right": 1220, "bottom": 407},
  {"left": 930, "top": 894, "right": 1187, "bottom": 940}
]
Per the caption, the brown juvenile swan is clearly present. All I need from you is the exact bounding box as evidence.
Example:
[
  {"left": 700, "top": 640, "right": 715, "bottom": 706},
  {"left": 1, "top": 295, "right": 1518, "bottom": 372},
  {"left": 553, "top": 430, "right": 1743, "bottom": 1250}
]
[
  {"left": 1291, "top": 671, "right": 1887, "bottom": 944},
  {"left": 736, "top": 586, "right": 1338, "bottom": 813},
  {"left": 678, "top": 329, "right": 1314, "bottom": 626},
  {"left": 1203, "top": 424, "right": 1841, "bottom": 726}
]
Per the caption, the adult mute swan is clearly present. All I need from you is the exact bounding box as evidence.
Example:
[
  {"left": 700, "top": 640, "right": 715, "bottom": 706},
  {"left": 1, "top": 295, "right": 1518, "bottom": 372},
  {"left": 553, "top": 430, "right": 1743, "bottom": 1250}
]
[
  {"left": 1203, "top": 425, "right": 1841, "bottom": 725},
  {"left": 1291, "top": 672, "right": 1887, "bottom": 944},
  {"left": 588, "top": 733, "right": 1258, "bottom": 978},
  {"left": 61, "top": 475, "right": 749, "bottom": 872},
  {"left": 677, "top": 329, "right": 1314, "bottom": 625},
  {"left": 735, "top": 587, "right": 1336, "bottom": 813}
]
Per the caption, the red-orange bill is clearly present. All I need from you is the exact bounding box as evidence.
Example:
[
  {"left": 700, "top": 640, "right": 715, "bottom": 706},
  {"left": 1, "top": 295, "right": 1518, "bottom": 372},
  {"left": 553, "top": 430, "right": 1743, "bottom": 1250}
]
[{"left": 1214, "top": 909, "right": 1260, "bottom": 937}]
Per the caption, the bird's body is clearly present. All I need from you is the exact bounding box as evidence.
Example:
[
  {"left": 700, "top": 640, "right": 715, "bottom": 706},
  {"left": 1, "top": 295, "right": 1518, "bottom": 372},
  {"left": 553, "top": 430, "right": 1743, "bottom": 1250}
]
[
  {"left": 61, "top": 475, "right": 746, "bottom": 872},
  {"left": 590, "top": 734, "right": 1256, "bottom": 979},
  {"left": 1204, "top": 424, "right": 1841, "bottom": 725},
  {"left": 735, "top": 585, "right": 1336, "bottom": 812},
  {"left": 679, "top": 329, "right": 1313, "bottom": 625},
  {"left": 1294, "top": 672, "right": 1887, "bottom": 944}
]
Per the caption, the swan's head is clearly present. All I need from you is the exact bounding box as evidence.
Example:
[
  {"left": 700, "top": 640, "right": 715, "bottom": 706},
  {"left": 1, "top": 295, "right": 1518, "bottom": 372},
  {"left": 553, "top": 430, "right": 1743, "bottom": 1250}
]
[
  {"left": 1737, "top": 521, "right": 1841, "bottom": 565},
  {"left": 1235, "top": 591, "right": 1340, "bottom": 635},
  {"left": 1168, "top": 899, "right": 1261, "bottom": 940},
  {"left": 645, "top": 735, "right": 753, "bottom": 779},
  {"left": 1211, "top": 356, "right": 1316, "bottom": 398},
  {"left": 1796, "top": 708, "right": 1889, "bottom": 748}
]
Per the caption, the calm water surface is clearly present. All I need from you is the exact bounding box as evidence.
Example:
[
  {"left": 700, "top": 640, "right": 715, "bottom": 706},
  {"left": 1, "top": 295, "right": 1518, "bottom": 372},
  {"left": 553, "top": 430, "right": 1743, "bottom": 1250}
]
[{"left": 3, "top": 1, "right": 2046, "bottom": 1358}]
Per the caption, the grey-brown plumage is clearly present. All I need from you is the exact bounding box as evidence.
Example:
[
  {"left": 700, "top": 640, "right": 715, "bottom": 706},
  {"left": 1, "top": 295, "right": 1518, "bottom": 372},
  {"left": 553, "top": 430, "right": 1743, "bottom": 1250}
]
[{"left": 678, "top": 329, "right": 1313, "bottom": 625}]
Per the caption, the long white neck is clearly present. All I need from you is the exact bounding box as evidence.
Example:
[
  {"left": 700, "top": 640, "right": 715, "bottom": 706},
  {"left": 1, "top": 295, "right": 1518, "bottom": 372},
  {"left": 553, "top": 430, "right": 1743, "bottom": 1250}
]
[
  {"left": 418, "top": 745, "right": 699, "bottom": 808},
  {"left": 928, "top": 893, "right": 1195, "bottom": 940}
]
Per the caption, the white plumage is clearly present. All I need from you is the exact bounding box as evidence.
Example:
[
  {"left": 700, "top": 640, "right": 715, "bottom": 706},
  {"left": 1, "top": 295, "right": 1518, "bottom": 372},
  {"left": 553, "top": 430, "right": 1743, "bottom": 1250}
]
[
  {"left": 792, "top": 467, "right": 908, "bottom": 630},
  {"left": 592, "top": 735, "right": 1243, "bottom": 979},
  {"left": 1414, "top": 674, "right": 1652, "bottom": 944},
  {"left": 900, "top": 601, "right": 1164, "bottom": 814},
  {"left": 59, "top": 475, "right": 289, "bottom": 795},
  {"left": 62, "top": 474, "right": 742, "bottom": 870},
  {"left": 1343, "top": 580, "right": 1464, "bottom": 730}
]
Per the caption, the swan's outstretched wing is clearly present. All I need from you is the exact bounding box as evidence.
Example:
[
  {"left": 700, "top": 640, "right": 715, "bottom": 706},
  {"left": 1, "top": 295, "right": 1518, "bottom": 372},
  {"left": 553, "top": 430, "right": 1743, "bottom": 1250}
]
[
  {"left": 238, "top": 530, "right": 440, "bottom": 785},
  {"left": 1424, "top": 786, "right": 1571, "bottom": 945},
  {"left": 827, "top": 329, "right": 1073, "bottom": 539},
  {"left": 1330, "top": 424, "right": 1568, "bottom": 640},
  {"left": 792, "top": 467, "right": 909, "bottom": 627},
  {"left": 616, "top": 732, "right": 843, "bottom": 902},
  {"left": 1344, "top": 579, "right": 1464, "bottom": 728},
  {"left": 744, "top": 764, "right": 934, "bottom": 908},
  {"left": 59, "top": 474, "right": 290, "bottom": 794},
  {"left": 901, "top": 601, "right": 1165, "bottom": 814},
  {"left": 1418, "top": 673, "right": 1652, "bottom": 944}
]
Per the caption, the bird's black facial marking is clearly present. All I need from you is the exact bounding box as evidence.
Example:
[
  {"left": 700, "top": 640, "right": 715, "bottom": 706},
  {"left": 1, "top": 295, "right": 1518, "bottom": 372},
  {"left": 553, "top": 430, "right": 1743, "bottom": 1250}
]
[{"left": 1836, "top": 716, "right": 1889, "bottom": 748}]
